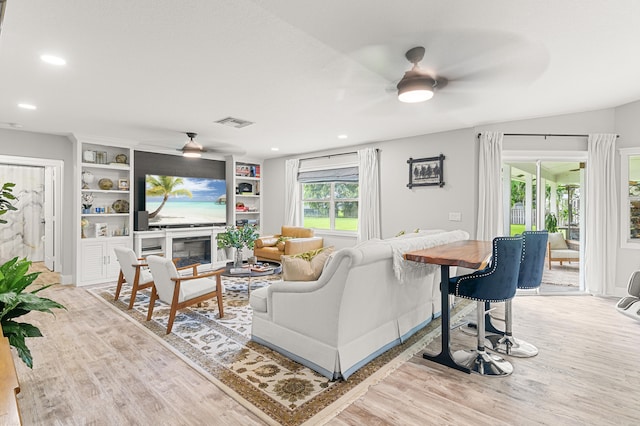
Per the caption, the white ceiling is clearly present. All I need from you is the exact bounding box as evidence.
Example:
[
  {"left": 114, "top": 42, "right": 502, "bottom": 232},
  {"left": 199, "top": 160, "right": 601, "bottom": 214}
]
[{"left": 1, "top": 0, "right": 640, "bottom": 159}]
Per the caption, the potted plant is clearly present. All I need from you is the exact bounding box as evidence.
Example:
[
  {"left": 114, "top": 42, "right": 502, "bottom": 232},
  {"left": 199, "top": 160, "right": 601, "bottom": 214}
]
[
  {"left": 545, "top": 212, "right": 558, "bottom": 233},
  {"left": 216, "top": 225, "right": 259, "bottom": 267},
  {"left": 0, "top": 181, "right": 65, "bottom": 368}
]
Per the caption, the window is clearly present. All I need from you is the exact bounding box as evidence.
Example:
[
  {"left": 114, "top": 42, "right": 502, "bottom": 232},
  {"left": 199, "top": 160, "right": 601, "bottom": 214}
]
[
  {"left": 302, "top": 182, "right": 358, "bottom": 231},
  {"left": 621, "top": 148, "right": 640, "bottom": 248}
]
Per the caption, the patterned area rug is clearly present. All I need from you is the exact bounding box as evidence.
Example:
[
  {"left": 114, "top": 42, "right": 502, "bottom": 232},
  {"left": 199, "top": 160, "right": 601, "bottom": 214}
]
[{"left": 89, "top": 277, "right": 473, "bottom": 425}]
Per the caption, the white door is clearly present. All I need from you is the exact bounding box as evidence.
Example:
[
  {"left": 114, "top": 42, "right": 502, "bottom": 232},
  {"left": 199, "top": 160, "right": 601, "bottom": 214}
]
[{"left": 43, "top": 166, "right": 55, "bottom": 270}]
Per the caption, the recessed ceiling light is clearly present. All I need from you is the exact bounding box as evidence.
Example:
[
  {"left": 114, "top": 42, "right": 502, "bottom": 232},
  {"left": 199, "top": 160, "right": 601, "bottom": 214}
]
[
  {"left": 18, "top": 103, "right": 37, "bottom": 110},
  {"left": 271, "top": 147, "right": 279, "bottom": 151},
  {"left": 40, "top": 54, "right": 66, "bottom": 66},
  {"left": 338, "top": 134, "right": 348, "bottom": 139}
]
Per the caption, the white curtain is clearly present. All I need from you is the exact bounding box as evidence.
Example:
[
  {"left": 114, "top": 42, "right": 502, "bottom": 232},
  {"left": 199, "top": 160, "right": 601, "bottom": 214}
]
[
  {"left": 284, "top": 159, "right": 301, "bottom": 226},
  {"left": 0, "top": 165, "right": 45, "bottom": 262},
  {"left": 476, "top": 132, "right": 504, "bottom": 240},
  {"left": 357, "top": 147, "right": 381, "bottom": 242},
  {"left": 585, "top": 133, "right": 618, "bottom": 295}
]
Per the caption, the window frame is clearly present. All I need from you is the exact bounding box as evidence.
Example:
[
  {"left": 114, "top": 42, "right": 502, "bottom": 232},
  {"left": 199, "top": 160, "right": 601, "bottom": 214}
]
[
  {"left": 301, "top": 181, "right": 359, "bottom": 233},
  {"left": 620, "top": 147, "right": 640, "bottom": 249}
]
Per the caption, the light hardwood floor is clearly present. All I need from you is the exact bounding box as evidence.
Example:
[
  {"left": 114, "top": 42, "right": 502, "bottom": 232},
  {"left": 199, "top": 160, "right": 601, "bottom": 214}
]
[{"left": 13, "top": 285, "right": 640, "bottom": 425}]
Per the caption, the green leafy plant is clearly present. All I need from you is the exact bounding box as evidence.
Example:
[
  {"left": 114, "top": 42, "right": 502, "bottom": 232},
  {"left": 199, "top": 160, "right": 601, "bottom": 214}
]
[
  {"left": 0, "top": 257, "right": 66, "bottom": 368},
  {"left": 545, "top": 212, "right": 558, "bottom": 233},
  {"left": 0, "top": 182, "right": 17, "bottom": 224},
  {"left": 0, "top": 180, "right": 66, "bottom": 368},
  {"left": 216, "top": 225, "right": 259, "bottom": 250}
]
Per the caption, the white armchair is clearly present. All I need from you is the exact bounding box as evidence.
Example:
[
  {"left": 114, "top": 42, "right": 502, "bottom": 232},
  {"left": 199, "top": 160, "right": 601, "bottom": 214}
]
[
  {"left": 146, "top": 255, "right": 225, "bottom": 334},
  {"left": 546, "top": 232, "right": 579, "bottom": 269},
  {"left": 113, "top": 247, "right": 154, "bottom": 310}
]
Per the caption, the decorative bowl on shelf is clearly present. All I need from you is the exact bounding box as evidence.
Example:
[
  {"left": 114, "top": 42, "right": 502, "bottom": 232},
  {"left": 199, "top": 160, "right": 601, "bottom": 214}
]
[
  {"left": 115, "top": 154, "right": 128, "bottom": 164},
  {"left": 112, "top": 199, "right": 129, "bottom": 213},
  {"left": 98, "top": 178, "right": 114, "bottom": 190}
]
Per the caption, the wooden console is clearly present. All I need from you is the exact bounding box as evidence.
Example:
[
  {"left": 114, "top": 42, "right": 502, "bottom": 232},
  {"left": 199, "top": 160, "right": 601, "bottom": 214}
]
[{"left": 0, "top": 330, "right": 21, "bottom": 425}]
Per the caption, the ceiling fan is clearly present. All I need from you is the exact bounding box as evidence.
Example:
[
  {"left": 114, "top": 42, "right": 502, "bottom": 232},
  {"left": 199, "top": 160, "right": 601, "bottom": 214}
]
[
  {"left": 396, "top": 46, "right": 448, "bottom": 103},
  {"left": 180, "top": 132, "right": 205, "bottom": 157},
  {"left": 178, "top": 132, "right": 246, "bottom": 158}
]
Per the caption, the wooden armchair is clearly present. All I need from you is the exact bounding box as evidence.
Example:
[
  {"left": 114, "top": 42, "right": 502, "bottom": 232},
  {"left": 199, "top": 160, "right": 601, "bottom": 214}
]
[
  {"left": 113, "top": 247, "right": 155, "bottom": 310},
  {"left": 146, "top": 255, "right": 224, "bottom": 334},
  {"left": 546, "top": 232, "right": 580, "bottom": 270}
]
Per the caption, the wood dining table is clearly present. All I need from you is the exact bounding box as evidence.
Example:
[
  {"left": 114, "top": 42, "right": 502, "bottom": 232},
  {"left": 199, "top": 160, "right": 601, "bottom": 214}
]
[{"left": 404, "top": 239, "right": 492, "bottom": 373}]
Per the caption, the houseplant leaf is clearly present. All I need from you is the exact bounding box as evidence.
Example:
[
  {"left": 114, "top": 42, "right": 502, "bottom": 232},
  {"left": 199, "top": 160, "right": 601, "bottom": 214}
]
[{"left": 3, "top": 320, "right": 42, "bottom": 368}]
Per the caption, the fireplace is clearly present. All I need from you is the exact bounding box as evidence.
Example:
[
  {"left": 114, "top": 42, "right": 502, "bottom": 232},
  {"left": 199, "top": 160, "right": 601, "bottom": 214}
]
[{"left": 172, "top": 236, "right": 211, "bottom": 267}]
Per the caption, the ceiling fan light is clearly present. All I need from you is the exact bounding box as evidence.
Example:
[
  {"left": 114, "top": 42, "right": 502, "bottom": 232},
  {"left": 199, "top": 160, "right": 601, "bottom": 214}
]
[
  {"left": 397, "top": 73, "right": 435, "bottom": 103},
  {"left": 398, "top": 88, "right": 434, "bottom": 103},
  {"left": 181, "top": 139, "right": 203, "bottom": 158},
  {"left": 182, "top": 150, "right": 202, "bottom": 158}
]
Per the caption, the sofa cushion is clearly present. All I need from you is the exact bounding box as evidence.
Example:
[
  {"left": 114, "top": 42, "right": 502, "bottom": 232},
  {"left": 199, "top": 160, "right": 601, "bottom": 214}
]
[
  {"left": 282, "top": 246, "right": 335, "bottom": 281},
  {"left": 548, "top": 232, "right": 568, "bottom": 250},
  {"left": 276, "top": 236, "right": 291, "bottom": 251},
  {"left": 550, "top": 249, "right": 579, "bottom": 259},
  {"left": 255, "top": 237, "right": 278, "bottom": 248},
  {"left": 281, "top": 226, "right": 314, "bottom": 238}
]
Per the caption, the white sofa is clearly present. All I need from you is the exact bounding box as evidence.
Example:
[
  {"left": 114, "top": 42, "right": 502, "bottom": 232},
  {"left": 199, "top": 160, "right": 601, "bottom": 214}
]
[{"left": 249, "top": 229, "right": 470, "bottom": 380}]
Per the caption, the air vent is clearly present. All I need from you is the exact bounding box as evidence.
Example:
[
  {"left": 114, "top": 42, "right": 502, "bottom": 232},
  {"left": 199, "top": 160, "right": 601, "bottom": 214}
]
[{"left": 214, "top": 116, "right": 254, "bottom": 129}]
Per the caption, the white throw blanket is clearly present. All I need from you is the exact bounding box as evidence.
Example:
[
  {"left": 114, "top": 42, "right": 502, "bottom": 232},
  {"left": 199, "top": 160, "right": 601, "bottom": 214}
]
[{"left": 388, "top": 230, "right": 470, "bottom": 283}]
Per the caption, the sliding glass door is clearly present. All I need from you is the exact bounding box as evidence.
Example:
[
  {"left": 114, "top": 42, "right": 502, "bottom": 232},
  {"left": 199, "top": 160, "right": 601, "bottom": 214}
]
[{"left": 503, "top": 157, "right": 584, "bottom": 292}]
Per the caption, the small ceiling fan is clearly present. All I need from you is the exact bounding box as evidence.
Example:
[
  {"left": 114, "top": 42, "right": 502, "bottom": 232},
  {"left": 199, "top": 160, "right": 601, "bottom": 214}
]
[
  {"left": 180, "top": 132, "right": 205, "bottom": 158},
  {"left": 176, "top": 132, "right": 246, "bottom": 157},
  {"left": 396, "top": 46, "right": 448, "bottom": 103}
]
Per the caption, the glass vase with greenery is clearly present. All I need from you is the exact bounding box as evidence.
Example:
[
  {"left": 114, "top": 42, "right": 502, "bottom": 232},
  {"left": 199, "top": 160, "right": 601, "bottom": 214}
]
[{"left": 216, "top": 225, "right": 259, "bottom": 266}]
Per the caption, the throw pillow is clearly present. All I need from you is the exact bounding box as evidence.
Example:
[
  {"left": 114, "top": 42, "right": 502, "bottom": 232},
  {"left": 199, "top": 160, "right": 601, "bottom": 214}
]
[
  {"left": 255, "top": 237, "right": 277, "bottom": 248},
  {"left": 282, "top": 246, "right": 335, "bottom": 281},
  {"left": 276, "top": 236, "right": 292, "bottom": 251},
  {"left": 548, "top": 232, "right": 568, "bottom": 250}
]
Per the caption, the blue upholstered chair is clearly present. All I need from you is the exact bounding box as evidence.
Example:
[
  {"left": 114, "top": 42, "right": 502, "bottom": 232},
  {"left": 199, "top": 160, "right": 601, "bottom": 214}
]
[
  {"left": 486, "top": 231, "right": 548, "bottom": 357},
  {"left": 449, "top": 236, "right": 523, "bottom": 376}
]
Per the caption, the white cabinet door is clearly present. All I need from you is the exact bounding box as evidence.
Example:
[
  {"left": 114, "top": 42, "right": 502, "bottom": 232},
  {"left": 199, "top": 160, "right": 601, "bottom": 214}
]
[
  {"left": 81, "top": 241, "right": 107, "bottom": 283},
  {"left": 80, "top": 238, "right": 131, "bottom": 284}
]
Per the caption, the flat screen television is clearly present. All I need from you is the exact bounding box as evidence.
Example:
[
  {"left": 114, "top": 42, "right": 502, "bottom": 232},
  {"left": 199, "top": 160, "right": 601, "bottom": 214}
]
[{"left": 145, "top": 174, "right": 227, "bottom": 227}]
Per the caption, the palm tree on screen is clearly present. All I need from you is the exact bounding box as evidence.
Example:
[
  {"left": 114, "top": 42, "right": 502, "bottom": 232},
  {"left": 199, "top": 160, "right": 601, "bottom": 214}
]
[{"left": 145, "top": 175, "right": 193, "bottom": 218}]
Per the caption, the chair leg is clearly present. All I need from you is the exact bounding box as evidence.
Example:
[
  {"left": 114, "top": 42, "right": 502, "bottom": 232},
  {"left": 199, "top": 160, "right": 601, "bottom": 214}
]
[
  {"left": 453, "top": 301, "right": 513, "bottom": 376},
  {"left": 216, "top": 275, "right": 224, "bottom": 318},
  {"left": 486, "top": 300, "right": 539, "bottom": 358},
  {"left": 166, "top": 305, "right": 178, "bottom": 335},
  {"left": 146, "top": 287, "right": 157, "bottom": 321},
  {"left": 459, "top": 301, "right": 504, "bottom": 336},
  {"left": 128, "top": 282, "right": 138, "bottom": 310},
  {"left": 114, "top": 271, "right": 125, "bottom": 301}
]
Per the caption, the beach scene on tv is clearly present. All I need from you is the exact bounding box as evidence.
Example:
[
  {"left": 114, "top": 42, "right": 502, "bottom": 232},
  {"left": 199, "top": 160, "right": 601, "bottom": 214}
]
[{"left": 145, "top": 175, "right": 227, "bottom": 226}]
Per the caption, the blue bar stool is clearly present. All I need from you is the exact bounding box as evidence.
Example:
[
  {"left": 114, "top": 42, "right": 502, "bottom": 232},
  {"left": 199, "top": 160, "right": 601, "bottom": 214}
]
[
  {"left": 449, "top": 236, "right": 523, "bottom": 376},
  {"left": 486, "top": 231, "right": 548, "bottom": 357}
]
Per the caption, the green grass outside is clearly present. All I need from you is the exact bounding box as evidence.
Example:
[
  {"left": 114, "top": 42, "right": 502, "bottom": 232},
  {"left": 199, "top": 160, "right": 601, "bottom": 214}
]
[
  {"left": 303, "top": 217, "right": 358, "bottom": 231},
  {"left": 510, "top": 224, "right": 537, "bottom": 236}
]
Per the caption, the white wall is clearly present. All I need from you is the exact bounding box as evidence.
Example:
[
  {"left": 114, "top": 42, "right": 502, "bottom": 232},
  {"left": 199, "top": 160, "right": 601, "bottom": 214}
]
[
  {"left": 263, "top": 128, "right": 478, "bottom": 248},
  {"left": 0, "top": 129, "right": 74, "bottom": 282},
  {"left": 263, "top": 105, "right": 637, "bottom": 296},
  {"left": 614, "top": 100, "right": 640, "bottom": 296}
]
